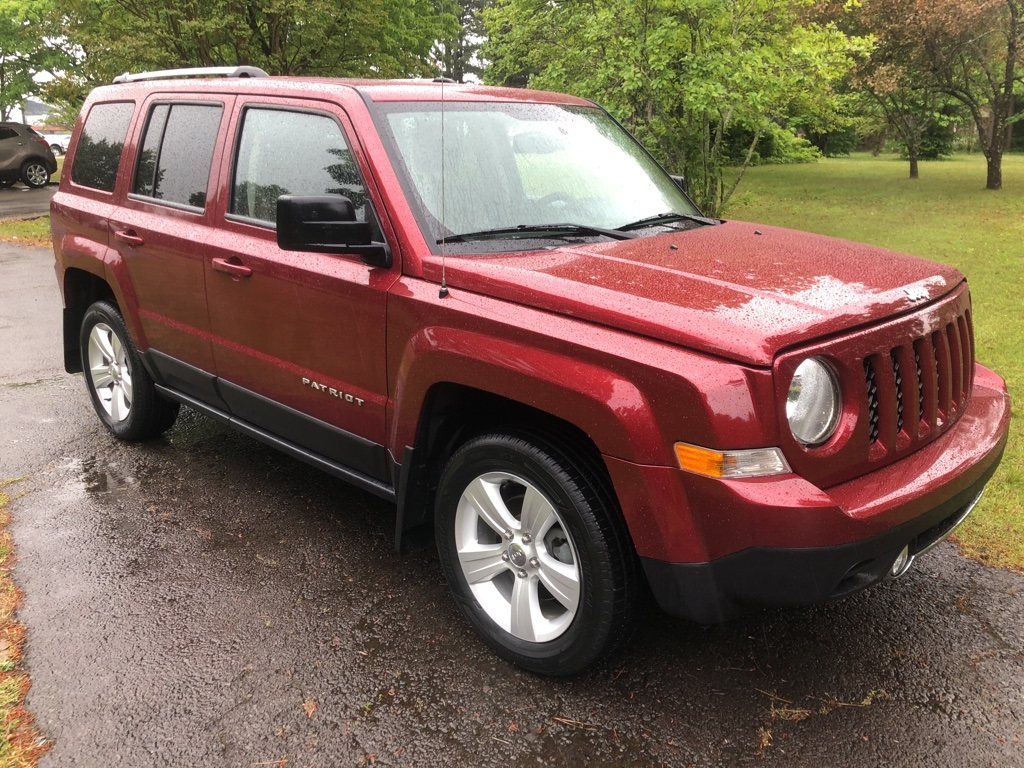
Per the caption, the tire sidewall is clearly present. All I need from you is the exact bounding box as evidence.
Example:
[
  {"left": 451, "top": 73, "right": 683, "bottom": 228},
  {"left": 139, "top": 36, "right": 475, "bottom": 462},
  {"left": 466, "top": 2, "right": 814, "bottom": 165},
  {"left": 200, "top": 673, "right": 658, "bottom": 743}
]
[
  {"left": 436, "top": 437, "right": 615, "bottom": 674},
  {"left": 80, "top": 302, "right": 148, "bottom": 439}
]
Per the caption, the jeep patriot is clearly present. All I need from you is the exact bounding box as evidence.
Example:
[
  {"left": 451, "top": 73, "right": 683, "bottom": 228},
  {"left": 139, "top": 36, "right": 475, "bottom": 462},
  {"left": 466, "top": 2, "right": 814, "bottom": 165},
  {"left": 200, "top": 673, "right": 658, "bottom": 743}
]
[{"left": 51, "top": 67, "right": 1010, "bottom": 674}]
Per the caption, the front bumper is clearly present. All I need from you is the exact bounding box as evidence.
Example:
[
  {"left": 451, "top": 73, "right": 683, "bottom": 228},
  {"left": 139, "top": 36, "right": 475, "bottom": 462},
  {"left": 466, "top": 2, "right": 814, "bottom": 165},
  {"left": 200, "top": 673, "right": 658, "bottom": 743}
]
[
  {"left": 623, "top": 364, "right": 1010, "bottom": 624},
  {"left": 640, "top": 457, "right": 999, "bottom": 623}
]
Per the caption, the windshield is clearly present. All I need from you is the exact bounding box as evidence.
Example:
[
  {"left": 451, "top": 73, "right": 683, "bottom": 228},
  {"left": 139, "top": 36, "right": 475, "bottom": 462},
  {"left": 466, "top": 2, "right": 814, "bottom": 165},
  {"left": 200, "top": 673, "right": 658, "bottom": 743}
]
[{"left": 373, "top": 102, "right": 700, "bottom": 251}]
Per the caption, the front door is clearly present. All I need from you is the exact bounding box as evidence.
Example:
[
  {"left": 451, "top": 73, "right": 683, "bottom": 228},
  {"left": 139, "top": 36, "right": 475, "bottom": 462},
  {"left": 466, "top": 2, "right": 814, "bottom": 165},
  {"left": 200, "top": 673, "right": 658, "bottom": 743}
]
[{"left": 204, "top": 99, "right": 397, "bottom": 482}]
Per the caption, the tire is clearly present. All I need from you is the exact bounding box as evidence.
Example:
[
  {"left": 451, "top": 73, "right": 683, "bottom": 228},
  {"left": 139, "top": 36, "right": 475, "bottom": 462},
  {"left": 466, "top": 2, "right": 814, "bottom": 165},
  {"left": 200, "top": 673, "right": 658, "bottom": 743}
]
[
  {"left": 50, "top": 144, "right": 64, "bottom": 156},
  {"left": 435, "top": 431, "right": 638, "bottom": 675},
  {"left": 21, "top": 160, "right": 50, "bottom": 188},
  {"left": 80, "top": 301, "right": 179, "bottom": 441}
]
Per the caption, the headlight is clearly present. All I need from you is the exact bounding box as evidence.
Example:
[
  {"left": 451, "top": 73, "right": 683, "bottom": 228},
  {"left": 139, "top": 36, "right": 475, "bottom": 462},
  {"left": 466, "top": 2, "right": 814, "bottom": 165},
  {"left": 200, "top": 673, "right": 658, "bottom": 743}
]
[{"left": 787, "top": 357, "right": 840, "bottom": 446}]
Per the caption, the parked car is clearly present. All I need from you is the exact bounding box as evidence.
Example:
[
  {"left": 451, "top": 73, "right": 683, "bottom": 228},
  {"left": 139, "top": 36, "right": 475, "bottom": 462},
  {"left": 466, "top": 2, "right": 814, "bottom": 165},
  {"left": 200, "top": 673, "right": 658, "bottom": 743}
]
[
  {"left": 0, "top": 122, "right": 58, "bottom": 188},
  {"left": 51, "top": 67, "right": 1010, "bottom": 675},
  {"left": 46, "top": 134, "right": 72, "bottom": 155}
]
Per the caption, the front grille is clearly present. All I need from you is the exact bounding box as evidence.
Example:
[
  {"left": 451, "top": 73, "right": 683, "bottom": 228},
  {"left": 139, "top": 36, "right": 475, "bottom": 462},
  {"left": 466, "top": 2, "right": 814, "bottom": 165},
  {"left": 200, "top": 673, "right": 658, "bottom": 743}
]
[
  {"left": 861, "top": 308, "right": 974, "bottom": 452},
  {"left": 776, "top": 284, "right": 975, "bottom": 489}
]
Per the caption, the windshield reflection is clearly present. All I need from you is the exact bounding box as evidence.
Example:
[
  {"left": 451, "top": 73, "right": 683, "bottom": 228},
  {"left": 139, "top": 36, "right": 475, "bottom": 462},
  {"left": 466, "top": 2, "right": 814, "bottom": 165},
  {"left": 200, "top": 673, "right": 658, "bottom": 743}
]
[{"left": 374, "top": 102, "right": 699, "bottom": 252}]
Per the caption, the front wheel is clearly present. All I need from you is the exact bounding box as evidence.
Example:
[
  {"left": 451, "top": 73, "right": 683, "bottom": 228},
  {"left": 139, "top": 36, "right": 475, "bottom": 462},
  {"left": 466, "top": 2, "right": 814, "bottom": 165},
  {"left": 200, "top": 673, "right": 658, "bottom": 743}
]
[
  {"left": 80, "top": 301, "right": 179, "bottom": 441},
  {"left": 435, "top": 432, "right": 638, "bottom": 675}
]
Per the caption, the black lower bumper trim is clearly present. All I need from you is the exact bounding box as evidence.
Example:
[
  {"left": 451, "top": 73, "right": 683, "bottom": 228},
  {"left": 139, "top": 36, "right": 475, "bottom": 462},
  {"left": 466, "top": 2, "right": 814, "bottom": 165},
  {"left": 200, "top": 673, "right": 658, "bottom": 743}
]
[{"left": 641, "top": 454, "right": 1002, "bottom": 624}]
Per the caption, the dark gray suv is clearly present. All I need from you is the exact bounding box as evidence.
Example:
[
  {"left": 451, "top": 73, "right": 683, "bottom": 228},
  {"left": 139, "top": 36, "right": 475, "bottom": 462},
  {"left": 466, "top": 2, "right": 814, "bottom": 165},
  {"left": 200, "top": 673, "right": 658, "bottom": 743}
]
[{"left": 0, "top": 122, "right": 58, "bottom": 188}]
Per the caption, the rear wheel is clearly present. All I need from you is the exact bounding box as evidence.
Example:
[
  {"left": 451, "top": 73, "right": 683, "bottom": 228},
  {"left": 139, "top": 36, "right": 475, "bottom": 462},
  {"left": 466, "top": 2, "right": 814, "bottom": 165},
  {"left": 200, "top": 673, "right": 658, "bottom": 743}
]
[
  {"left": 435, "top": 432, "right": 637, "bottom": 675},
  {"left": 21, "top": 160, "right": 50, "bottom": 188},
  {"left": 80, "top": 301, "right": 179, "bottom": 441}
]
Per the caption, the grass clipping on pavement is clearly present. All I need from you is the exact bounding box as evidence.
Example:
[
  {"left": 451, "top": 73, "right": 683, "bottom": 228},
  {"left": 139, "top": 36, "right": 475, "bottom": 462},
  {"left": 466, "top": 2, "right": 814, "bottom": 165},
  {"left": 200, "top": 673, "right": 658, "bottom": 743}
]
[
  {"left": 0, "top": 219, "right": 50, "bottom": 248},
  {"left": 0, "top": 480, "right": 48, "bottom": 767}
]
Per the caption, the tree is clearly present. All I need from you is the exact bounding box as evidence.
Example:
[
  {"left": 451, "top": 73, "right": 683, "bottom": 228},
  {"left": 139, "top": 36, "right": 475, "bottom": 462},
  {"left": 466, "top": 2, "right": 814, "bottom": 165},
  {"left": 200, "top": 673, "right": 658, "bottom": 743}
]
[
  {"left": 42, "top": 0, "right": 450, "bottom": 120},
  {"left": 856, "top": 62, "right": 949, "bottom": 178},
  {"left": 434, "top": 0, "right": 488, "bottom": 83},
  {"left": 483, "top": 0, "right": 865, "bottom": 215},
  {"left": 0, "top": 0, "right": 68, "bottom": 120},
  {"left": 920, "top": 0, "right": 1023, "bottom": 190},
  {"left": 851, "top": 0, "right": 940, "bottom": 178},
  {"left": 869, "top": 0, "right": 1023, "bottom": 189}
]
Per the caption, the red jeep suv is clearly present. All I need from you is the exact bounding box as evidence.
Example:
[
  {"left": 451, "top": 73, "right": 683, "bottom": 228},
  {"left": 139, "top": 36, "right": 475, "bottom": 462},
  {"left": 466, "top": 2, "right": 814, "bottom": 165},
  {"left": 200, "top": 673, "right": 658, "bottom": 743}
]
[{"left": 51, "top": 67, "right": 1010, "bottom": 675}]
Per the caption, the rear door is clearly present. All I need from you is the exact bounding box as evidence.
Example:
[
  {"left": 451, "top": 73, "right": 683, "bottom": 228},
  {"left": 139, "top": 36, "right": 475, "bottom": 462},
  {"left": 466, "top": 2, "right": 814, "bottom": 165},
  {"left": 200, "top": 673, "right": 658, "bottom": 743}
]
[
  {"left": 109, "top": 94, "right": 234, "bottom": 405},
  {"left": 204, "top": 97, "right": 399, "bottom": 482}
]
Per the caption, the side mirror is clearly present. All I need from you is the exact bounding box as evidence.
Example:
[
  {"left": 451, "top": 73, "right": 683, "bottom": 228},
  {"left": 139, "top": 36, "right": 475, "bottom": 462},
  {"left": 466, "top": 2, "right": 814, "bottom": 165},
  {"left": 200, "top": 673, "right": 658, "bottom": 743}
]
[
  {"left": 670, "top": 174, "right": 687, "bottom": 193},
  {"left": 277, "top": 195, "right": 392, "bottom": 269}
]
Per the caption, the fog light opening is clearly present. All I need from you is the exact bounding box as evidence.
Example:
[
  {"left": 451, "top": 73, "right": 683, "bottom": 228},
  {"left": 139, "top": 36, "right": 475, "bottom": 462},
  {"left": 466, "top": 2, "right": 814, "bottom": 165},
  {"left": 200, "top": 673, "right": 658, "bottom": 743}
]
[{"left": 890, "top": 546, "right": 914, "bottom": 579}]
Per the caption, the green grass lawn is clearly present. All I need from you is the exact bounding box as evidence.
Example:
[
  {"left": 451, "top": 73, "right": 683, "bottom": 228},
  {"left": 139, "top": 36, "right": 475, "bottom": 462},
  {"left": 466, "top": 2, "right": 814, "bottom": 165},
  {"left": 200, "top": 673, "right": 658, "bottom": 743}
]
[
  {"left": 0, "top": 157, "right": 61, "bottom": 247},
  {"left": 0, "top": 218, "right": 50, "bottom": 247},
  {"left": 730, "top": 152, "right": 1023, "bottom": 571}
]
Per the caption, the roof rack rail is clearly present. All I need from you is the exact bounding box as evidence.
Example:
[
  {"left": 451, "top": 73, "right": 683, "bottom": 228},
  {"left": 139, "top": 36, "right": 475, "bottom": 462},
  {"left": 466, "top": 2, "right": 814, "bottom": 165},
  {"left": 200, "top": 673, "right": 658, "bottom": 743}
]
[{"left": 112, "top": 66, "right": 270, "bottom": 84}]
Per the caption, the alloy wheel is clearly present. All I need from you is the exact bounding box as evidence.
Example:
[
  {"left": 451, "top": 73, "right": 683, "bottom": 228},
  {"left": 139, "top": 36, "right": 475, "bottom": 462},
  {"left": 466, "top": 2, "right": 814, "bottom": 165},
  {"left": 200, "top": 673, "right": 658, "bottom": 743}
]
[
  {"left": 86, "top": 322, "right": 133, "bottom": 422},
  {"left": 454, "top": 471, "right": 581, "bottom": 643}
]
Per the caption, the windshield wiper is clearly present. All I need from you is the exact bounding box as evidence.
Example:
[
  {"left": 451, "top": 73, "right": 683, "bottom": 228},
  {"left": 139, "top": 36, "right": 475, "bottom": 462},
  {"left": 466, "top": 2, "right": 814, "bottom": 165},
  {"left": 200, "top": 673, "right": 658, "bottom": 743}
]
[
  {"left": 439, "top": 223, "right": 638, "bottom": 244},
  {"left": 616, "top": 211, "right": 720, "bottom": 232}
]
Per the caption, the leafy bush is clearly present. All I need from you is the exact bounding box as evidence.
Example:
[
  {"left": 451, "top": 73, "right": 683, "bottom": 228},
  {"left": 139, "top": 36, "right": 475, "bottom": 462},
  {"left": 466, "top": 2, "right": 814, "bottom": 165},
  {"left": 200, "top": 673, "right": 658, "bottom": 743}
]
[
  {"left": 805, "top": 125, "right": 860, "bottom": 157},
  {"left": 723, "top": 123, "right": 821, "bottom": 166}
]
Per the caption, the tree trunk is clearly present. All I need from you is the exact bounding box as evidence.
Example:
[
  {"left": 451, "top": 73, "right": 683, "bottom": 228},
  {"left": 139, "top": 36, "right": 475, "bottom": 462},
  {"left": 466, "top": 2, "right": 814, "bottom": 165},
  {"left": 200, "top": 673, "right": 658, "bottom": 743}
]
[
  {"left": 909, "top": 152, "right": 919, "bottom": 179},
  {"left": 986, "top": 151, "right": 1003, "bottom": 190},
  {"left": 1007, "top": 92, "right": 1016, "bottom": 149}
]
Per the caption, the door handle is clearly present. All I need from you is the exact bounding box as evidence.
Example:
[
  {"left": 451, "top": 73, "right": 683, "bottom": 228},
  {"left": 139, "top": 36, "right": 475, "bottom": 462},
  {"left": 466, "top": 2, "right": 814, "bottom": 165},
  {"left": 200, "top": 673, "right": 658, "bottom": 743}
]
[
  {"left": 211, "top": 257, "right": 253, "bottom": 278},
  {"left": 113, "top": 229, "right": 145, "bottom": 247}
]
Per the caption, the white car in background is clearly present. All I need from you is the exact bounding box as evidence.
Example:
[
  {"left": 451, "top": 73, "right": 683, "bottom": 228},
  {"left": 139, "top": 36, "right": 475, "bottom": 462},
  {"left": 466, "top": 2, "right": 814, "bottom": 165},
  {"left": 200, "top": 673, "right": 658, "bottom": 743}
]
[{"left": 45, "top": 134, "right": 72, "bottom": 155}]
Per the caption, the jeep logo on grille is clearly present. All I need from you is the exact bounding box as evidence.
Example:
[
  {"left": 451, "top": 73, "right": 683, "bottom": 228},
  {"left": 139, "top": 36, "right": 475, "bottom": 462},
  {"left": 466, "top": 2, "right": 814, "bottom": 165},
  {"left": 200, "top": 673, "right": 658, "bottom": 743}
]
[{"left": 905, "top": 285, "right": 930, "bottom": 303}]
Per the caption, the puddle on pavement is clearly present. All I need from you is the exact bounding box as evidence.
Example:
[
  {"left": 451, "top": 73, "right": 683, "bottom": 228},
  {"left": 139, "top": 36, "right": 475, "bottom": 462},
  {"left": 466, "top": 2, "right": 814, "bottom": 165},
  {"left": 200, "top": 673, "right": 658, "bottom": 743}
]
[{"left": 72, "top": 456, "right": 139, "bottom": 494}]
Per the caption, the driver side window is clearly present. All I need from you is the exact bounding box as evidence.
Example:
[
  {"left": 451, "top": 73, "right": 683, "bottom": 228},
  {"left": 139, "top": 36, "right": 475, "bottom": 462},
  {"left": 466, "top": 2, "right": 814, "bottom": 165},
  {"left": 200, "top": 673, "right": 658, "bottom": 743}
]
[{"left": 230, "top": 108, "right": 369, "bottom": 225}]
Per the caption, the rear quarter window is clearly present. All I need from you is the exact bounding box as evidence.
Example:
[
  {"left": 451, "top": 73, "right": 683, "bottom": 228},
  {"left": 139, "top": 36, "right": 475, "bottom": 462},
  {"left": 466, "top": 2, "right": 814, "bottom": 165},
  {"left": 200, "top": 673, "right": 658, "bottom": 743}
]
[{"left": 71, "top": 102, "right": 135, "bottom": 192}]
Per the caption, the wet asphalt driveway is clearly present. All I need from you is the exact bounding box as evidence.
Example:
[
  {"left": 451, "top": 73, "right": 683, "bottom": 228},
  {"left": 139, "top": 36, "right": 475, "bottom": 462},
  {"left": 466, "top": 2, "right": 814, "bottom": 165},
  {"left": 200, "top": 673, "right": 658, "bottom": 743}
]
[
  {"left": 1, "top": 241, "right": 1022, "bottom": 767},
  {"left": 0, "top": 185, "right": 55, "bottom": 220}
]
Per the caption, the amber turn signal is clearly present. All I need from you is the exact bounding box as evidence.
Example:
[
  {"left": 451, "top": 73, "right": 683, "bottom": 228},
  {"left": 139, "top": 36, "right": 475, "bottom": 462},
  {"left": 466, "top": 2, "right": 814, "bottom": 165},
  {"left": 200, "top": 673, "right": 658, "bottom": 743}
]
[{"left": 674, "top": 442, "right": 791, "bottom": 479}]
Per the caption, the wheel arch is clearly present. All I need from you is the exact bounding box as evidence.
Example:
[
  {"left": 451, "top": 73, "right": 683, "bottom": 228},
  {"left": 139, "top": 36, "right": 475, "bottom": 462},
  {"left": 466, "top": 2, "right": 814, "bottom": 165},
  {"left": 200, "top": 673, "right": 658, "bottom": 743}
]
[
  {"left": 62, "top": 267, "right": 119, "bottom": 373},
  {"left": 393, "top": 381, "right": 636, "bottom": 557}
]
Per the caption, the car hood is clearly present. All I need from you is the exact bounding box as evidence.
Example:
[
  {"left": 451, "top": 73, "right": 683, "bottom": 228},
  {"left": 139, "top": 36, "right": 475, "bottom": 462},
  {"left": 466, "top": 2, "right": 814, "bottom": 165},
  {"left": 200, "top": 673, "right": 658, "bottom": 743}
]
[{"left": 423, "top": 220, "right": 964, "bottom": 366}]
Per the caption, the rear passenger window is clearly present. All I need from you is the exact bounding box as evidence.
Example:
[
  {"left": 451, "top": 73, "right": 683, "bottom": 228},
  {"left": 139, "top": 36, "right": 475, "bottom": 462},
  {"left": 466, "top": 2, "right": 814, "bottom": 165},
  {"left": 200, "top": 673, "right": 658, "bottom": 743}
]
[
  {"left": 71, "top": 102, "right": 135, "bottom": 192},
  {"left": 133, "top": 103, "right": 223, "bottom": 210},
  {"left": 230, "top": 109, "right": 368, "bottom": 224}
]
